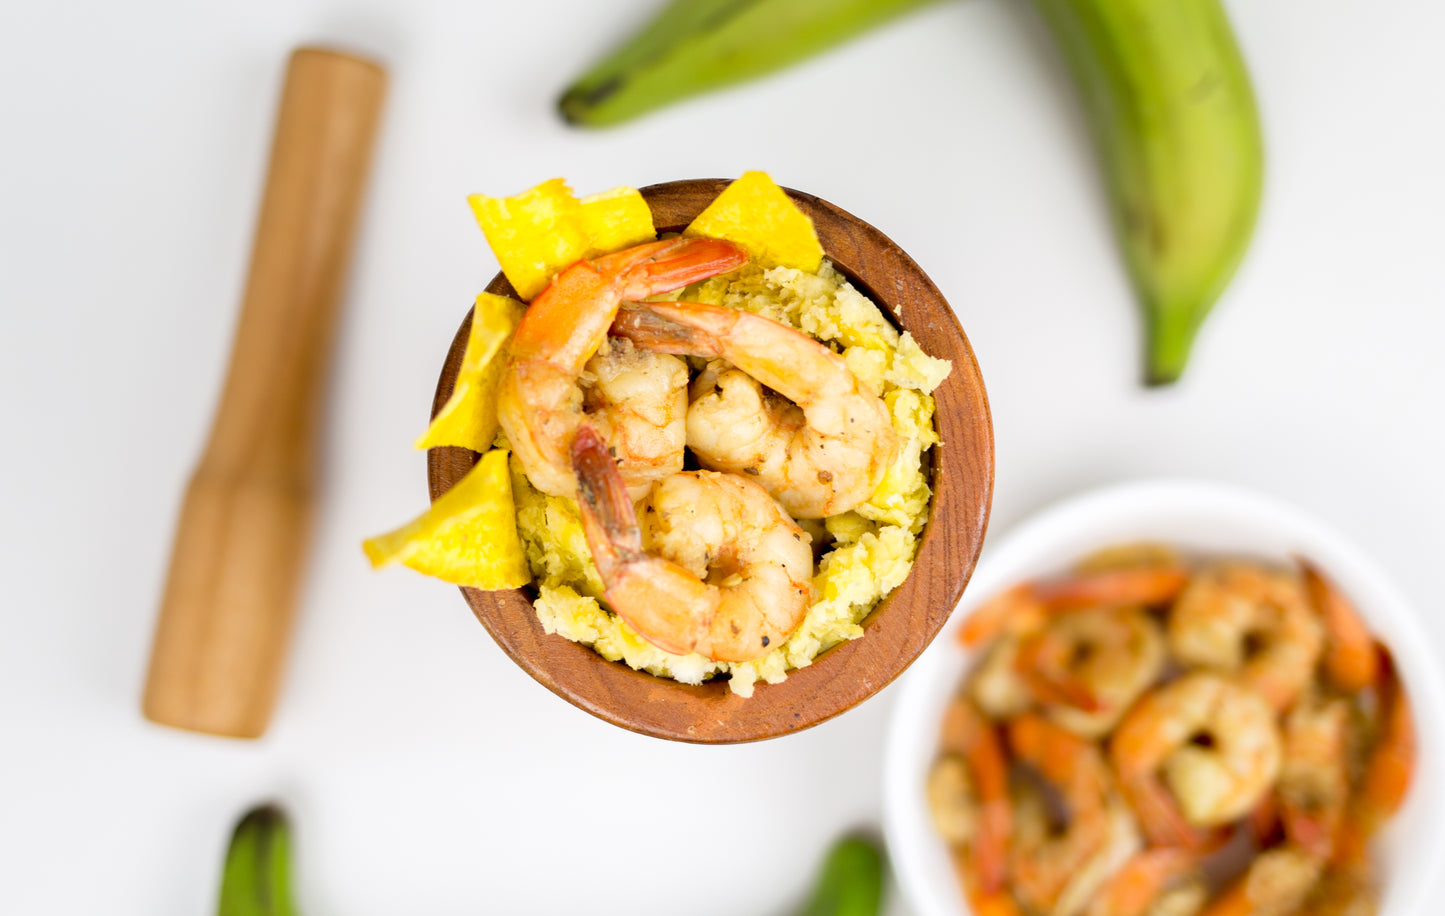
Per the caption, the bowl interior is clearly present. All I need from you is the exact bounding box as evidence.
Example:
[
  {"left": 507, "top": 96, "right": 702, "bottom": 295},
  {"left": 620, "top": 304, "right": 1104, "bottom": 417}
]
[
  {"left": 427, "top": 179, "right": 995, "bottom": 743},
  {"left": 884, "top": 479, "right": 1445, "bottom": 914}
]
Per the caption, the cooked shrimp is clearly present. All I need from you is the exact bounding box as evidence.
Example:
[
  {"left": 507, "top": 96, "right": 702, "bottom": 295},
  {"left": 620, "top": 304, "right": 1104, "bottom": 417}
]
[
  {"left": 581, "top": 337, "right": 689, "bottom": 499},
  {"left": 1298, "top": 558, "right": 1379, "bottom": 694},
  {"left": 961, "top": 584, "right": 1050, "bottom": 649},
  {"left": 1031, "top": 566, "right": 1191, "bottom": 611},
  {"left": 1198, "top": 846, "right": 1322, "bottom": 916},
  {"left": 570, "top": 425, "right": 811, "bottom": 663},
  {"left": 960, "top": 565, "right": 1189, "bottom": 649},
  {"left": 970, "top": 635, "right": 1035, "bottom": 720},
  {"left": 1247, "top": 791, "right": 1284, "bottom": 848},
  {"left": 1084, "top": 847, "right": 1210, "bottom": 916},
  {"left": 1278, "top": 694, "right": 1351, "bottom": 860},
  {"left": 963, "top": 575, "right": 1173, "bottom": 732},
  {"left": 1296, "top": 863, "right": 1380, "bottom": 916},
  {"left": 1334, "top": 647, "right": 1415, "bottom": 867},
  {"left": 955, "top": 854, "right": 1027, "bottom": 916},
  {"left": 1168, "top": 563, "right": 1323, "bottom": 712},
  {"left": 1355, "top": 649, "right": 1415, "bottom": 824},
  {"left": 1110, "top": 673, "right": 1282, "bottom": 847},
  {"left": 1008, "top": 714, "right": 1141, "bottom": 916},
  {"left": 932, "top": 697, "right": 1011, "bottom": 893},
  {"left": 929, "top": 756, "right": 978, "bottom": 845},
  {"left": 497, "top": 237, "right": 748, "bottom": 497},
  {"left": 1074, "top": 543, "right": 1183, "bottom": 574},
  {"left": 1015, "top": 606, "right": 1167, "bottom": 738},
  {"left": 611, "top": 301, "right": 898, "bottom": 518}
]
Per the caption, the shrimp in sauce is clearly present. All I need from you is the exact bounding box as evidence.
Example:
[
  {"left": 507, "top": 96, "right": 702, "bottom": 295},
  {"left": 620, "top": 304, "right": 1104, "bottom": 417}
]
[
  {"left": 1110, "top": 672, "right": 1282, "bottom": 847},
  {"left": 1008, "top": 714, "right": 1141, "bottom": 916},
  {"left": 1168, "top": 563, "right": 1323, "bottom": 713}
]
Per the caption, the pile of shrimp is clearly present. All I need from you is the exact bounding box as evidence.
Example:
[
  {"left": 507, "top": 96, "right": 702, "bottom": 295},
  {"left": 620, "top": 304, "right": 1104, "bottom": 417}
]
[
  {"left": 495, "top": 237, "right": 952, "bottom": 696},
  {"left": 929, "top": 546, "right": 1415, "bottom": 916}
]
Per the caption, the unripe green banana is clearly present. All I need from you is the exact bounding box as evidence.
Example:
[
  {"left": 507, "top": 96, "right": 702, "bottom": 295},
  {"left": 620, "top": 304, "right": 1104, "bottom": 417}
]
[
  {"left": 558, "top": 0, "right": 946, "bottom": 127},
  {"left": 797, "top": 835, "right": 885, "bottom": 916},
  {"left": 1029, "top": 0, "right": 1264, "bottom": 385},
  {"left": 218, "top": 805, "right": 300, "bottom": 916}
]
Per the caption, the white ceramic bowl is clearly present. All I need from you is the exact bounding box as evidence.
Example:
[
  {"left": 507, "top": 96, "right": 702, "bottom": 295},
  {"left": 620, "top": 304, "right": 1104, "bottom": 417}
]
[{"left": 884, "top": 479, "right": 1445, "bottom": 916}]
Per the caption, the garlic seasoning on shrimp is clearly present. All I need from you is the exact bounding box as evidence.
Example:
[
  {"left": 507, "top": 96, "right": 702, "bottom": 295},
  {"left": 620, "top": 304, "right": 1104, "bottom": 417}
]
[
  {"left": 1198, "top": 846, "right": 1322, "bottom": 916},
  {"left": 969, "top": 635, "right": 1035, "bottom": 720},
  {"left": 497, "top": 237, "right": 748, "bottom": 498},
  {"left": 1007, "top": 714, "right": 1141, "bottom": 916},
  {"left": 1167, "top": 563, "right": 1323, "bottom": 712},
  {"left": 931, "top": 698, "right": 1011, "bottom": 895},
  {"left": 1015, "top": 605, "right": 1168, "bottom": 739},
  {"left": 1334, "top": 646, "right": 1416, "bottom": 866},
  {"left": 960, "top": 573, "right": 1172, "bottom": 732},
  {"left": 1277, "top": 694, "right": 1351, "bottom": 861},
  {"left": 580, "top": 337, "right": 689, "bottom": 500},
  {"left": 571, "top": 425, "right": 812, "bottom": 663},
  {"left": 1083, "top": 847, "right": 1210, "bottom": 916},
  {"left": 1109, "top": 672, "right": 1282, "bottom": 849},
  {"left": 1298, "top": 557, "right": 1380, "bottom": 693},
  {"left": 612, "top": 300, "right": 898, "bottom": 518}
]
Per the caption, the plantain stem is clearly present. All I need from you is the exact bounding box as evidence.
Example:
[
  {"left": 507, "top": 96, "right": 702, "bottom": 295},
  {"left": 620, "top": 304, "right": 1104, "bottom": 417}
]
[
  {"left": 798, "top": 835, "right": 885, "bottom": 916},
  {"left": 1143, "top": 302, "right": 1202, "bottom": 387},
  {"left": 219, "top": 805, "right": 299, "bottom": 916}
]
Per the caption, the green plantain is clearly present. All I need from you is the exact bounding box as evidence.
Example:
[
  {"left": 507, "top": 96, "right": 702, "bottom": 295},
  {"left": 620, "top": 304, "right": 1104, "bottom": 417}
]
[
  {"left": 1029, "top": 0, "right": 1264, "bottom": 384},
  {"left": 218, "top": 805, "right": 300, "bottom": 916},
  {"left": 557, "top": 0, "right": 946, "bottom": 127},
  {"left": 797, "top": 835, "right": 885, "bottom": 916},
  {"left": 559, "top": 0, "right": 1263, "bottom": 385}
]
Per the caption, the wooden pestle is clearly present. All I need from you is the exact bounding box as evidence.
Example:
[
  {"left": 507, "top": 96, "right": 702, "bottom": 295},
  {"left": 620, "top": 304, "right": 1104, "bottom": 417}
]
[{"left": 143, "top": 48, "right": 386, "bottom": 738}]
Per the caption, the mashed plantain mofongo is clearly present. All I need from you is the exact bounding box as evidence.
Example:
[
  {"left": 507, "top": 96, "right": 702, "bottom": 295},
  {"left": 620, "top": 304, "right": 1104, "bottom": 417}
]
[{"left": 508, "top": 260, "right": 951, "bottom": 697}]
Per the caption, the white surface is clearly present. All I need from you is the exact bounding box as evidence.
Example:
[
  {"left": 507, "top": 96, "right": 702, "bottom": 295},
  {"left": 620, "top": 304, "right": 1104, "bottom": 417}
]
[
  {"left": 1, "top": 1, "right": 1442, "bottom": 913},
  {"left": 885, "top": 481, "right": 1445, "bottom": 916}
]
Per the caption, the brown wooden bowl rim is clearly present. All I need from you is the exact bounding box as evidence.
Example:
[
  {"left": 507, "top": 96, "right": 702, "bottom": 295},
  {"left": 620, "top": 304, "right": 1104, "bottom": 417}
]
[{"left": 426, "top": 178, "right": 995, "bottom": 743}]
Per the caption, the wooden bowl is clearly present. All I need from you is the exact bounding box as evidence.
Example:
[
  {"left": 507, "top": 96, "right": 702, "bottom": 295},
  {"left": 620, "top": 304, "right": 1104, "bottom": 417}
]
[{"left": 427, "top": 179, "right": 994, "bottom": 743}]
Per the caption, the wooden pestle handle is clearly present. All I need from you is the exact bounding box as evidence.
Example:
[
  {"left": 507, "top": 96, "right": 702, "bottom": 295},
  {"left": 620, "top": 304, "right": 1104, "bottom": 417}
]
[{"left": 143, "top": 48, "right": 387, "bottom": 738}]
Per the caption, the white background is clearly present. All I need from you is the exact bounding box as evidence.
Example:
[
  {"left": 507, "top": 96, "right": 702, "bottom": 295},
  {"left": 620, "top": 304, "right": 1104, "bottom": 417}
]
[{"left": 2, "top": 1, "right": 1442, "bottom": 913}]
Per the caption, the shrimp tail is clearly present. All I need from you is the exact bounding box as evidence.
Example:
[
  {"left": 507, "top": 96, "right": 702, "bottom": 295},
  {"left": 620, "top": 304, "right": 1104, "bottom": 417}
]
[
  {"left": 959, "top": 566, "right": 1185, "bottom": 649},
  {"left": 1009, "top": 713, "right": 1102, "bottom": 789},
  {"left": 955, "top": 848, "right": 1027, "bottom": 916},
  {"left": 571, "top": 424, "right": 643, "bottom": 576},
  {"left": 595, "top": 237, "right": 749, "bottom": 301},
  {"left": 1031, "top": 566, "right": 1190, "bottom": 610},
  {"left": 942, "top": 700, "right": 1012, "bottom": 893},
  {"left": 613, "top": 304, "right": 722, "bottom": 355},
  {"left": 572, "top": 424, "right": 724, "bottom": 658},
  {"left": 1349, "top": 647, "right": 1416, "bottom": 840},
  {"left": 1298, "top": 557, "right": 1380, "bottom": 693},
  {"left": 1015, "top": 632, "right": 1108, "bottom": 712},
  {"left": 959, "top": 585, "right": 1046, "bottom": 648},
  {"left": 618, "top": 300, "right": 827, "bottom": 402}
]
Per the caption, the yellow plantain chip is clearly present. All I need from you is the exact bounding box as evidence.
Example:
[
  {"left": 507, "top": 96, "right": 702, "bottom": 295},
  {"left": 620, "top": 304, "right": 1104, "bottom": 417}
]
[
  {"left": 684, "top": 171, "right": 823, "bottom": 273},
  {"left": 579, "top": 186, "right": 656, "bottom": 257},
  {"left": 363, "top": 449, "right": 531, "bottom": 590},
  {"left": 468, "top": 179, "right": 656, "bottom": 300},
  {"left": 414, "top": 292, "right": 524, "bottom": 452},
  {"left": 468, "top": 179, "right": 586, "bottom": 301}
]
